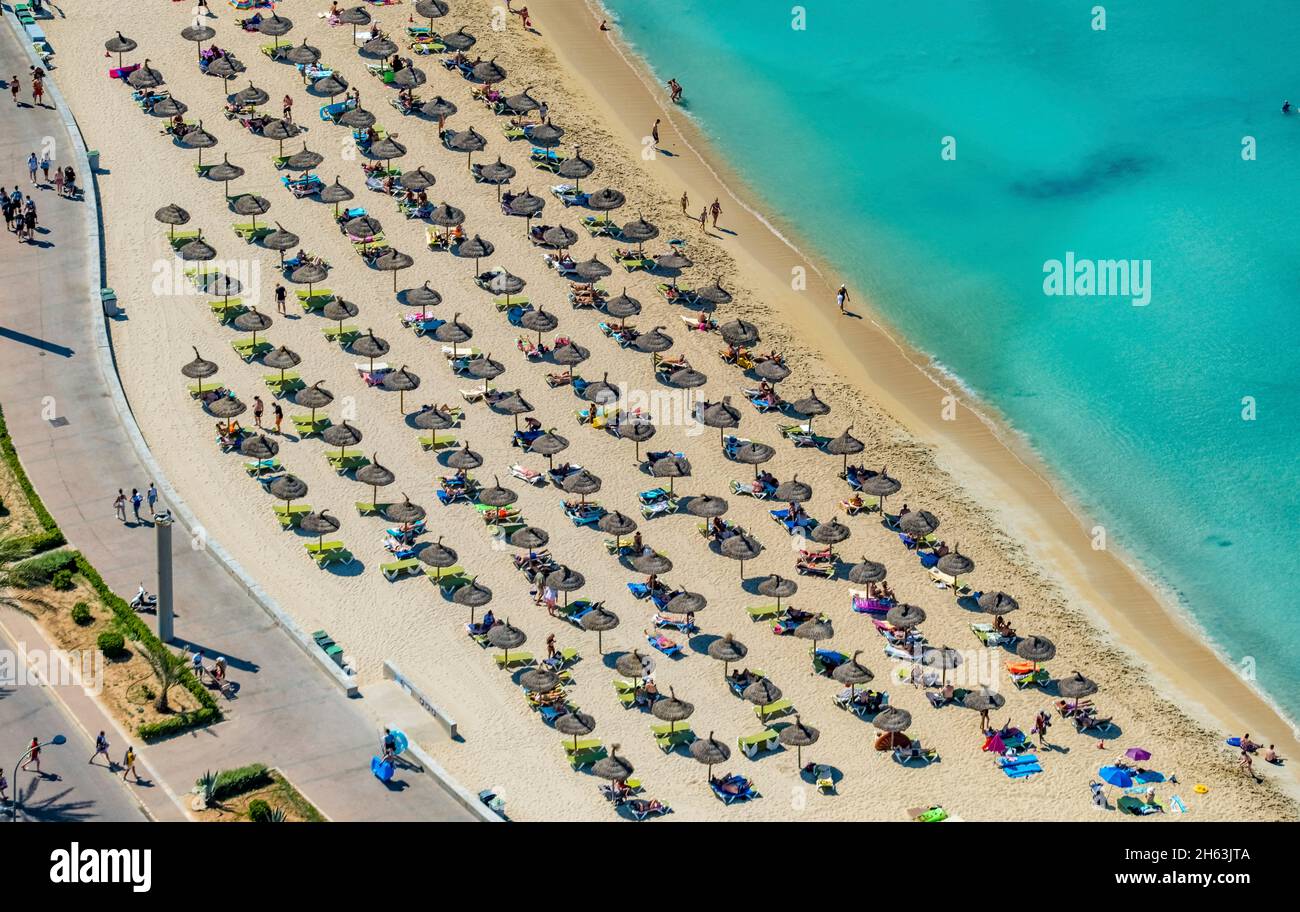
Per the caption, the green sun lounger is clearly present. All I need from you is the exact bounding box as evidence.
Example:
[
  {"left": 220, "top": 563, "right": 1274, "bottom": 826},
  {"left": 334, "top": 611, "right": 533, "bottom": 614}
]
[
  {"left": 233, "top": 223, "right": 273, "bottom": 242},
  {"left": 424, "top": 564, "right": 465, "bottom": 584},
  {"left": 273, "top": 504, "right": 311, "bottom": 528},
  {"left": 314, "top": 548, "right": 354, "bottom": 568},
  {"left": 169, "top": 230, "right": 200, "bottom": 250},
  {"left": 568, "top": 745, "right": 607, "bottom": 770},
  {"left": 263, "top": 372, "right": 304, "bottom": 396},
  {"left": 613, "top": 679, "right": 637, "bottom": 707},
  {"left": 381, "top": 557, "right": 423, "bottom": 581},
  {"left": 737, "top": 729, "right": 779, "bottom": 758},
  {"left": 755, "top": 699, "right": 794, "bottom": 722},
  {"left": 746, "top": 604, "right": 782, "bottom": 621},
  {"left": 419, "top": 432, "right": 458, "bottom": 450},
  {"left": 244, "top": 458, "right": 283, "bottom": 477},
  {"left": 355, "top": 501, "right": 393, "bottom": 516},
  {"left": 305, "top": 540, "right": 346, "bottom": 556},
  {"left": 562, "top": 738, "right": 603, "bottom": 756},
  {"left": 652, "top": 725, "right": 696, "bottom": 753},
  {"left": 437, "top": 573, "right": 471, "bottom": 594},
  {"left": 290, "top": 415, "right": 330, "bottom": 437},
  {"left": 493, "top": 651, "right": 534, "bottom": 670},
  {"left": 231, "top": 339, "right": 272, "bottom": 362},
  {"left": 325, "top": 450, "right": 368, "bottom": 472},
  {"left": 208, "top": 299, "right": 247, "bottom": 322},
  {"left": 492, "top": 295, "right": 530, "bottom": 310},
  {"left": 323, "top": 324, "right": 360, "bottom": 345}
]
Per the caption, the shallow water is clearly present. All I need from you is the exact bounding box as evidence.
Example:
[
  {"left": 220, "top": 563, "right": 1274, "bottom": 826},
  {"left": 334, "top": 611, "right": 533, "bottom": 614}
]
[{"left": 603, "top": 0, "right": 1300, "bottom": 721}]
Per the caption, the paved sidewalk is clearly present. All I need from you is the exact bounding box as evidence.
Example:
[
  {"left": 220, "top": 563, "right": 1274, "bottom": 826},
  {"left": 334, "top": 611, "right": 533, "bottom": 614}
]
[{"left": 0, "top": 15, "right": 474, "bottom": 822}]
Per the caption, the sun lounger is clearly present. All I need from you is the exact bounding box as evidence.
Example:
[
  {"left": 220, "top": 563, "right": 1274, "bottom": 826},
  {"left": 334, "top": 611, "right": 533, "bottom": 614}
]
[
  {"left": 419, "top": 432, "right": 458, "bottom": 451},
  {"left": 323, "top": 325, "right": 361, "bottom": 346},
  {"left": 730, "top": 479, "right": 777, "bottom": 500},
  {"left": 568, "top": 744, "right": 608, "bottom": 770},
  {"left": 893, "top": 741, "right": 939, "bottom": 766},
  {"left": 493, "top": 651, "right": 535, "bottom": 670},
  {"left": 244, "top": 458, "right": 283, "bottom": 477},
  {"left": 325, "top": 450, "right": 368, "bottom": 473},
  {"left": 231, "top": 339, "right": 272, "bottom": 362},
  {"left": 273, "top": 504, "right": 311, "bottom": 528},
  {"left": 263, "top": 372, "right": 304, "bottom": 396},
  {"left": 746, "top": 604, "right": 782, "bottom": 621},
  {"left": 380, "top": 557, "right": 424, "bottom": 581},
  {"left": 736, "top": 730, "right": 779, "bottom": 759},
  {"left": 652, "top": 725, "right": 696, "bottom": 753},
  {"left": 646, "top": 633, "right": 681, "bottom": 657},
  {"left": 754, "top": 699, "right": 795, "bottom": 723},
  {"left": 290, "top": 415, "right": 330, "bottom": 437}
]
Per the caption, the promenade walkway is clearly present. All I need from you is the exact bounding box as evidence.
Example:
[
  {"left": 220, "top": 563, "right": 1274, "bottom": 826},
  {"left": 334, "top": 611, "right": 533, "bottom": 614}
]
[{"left": 0, "top": 11, "right": 475, "bottom": 822}]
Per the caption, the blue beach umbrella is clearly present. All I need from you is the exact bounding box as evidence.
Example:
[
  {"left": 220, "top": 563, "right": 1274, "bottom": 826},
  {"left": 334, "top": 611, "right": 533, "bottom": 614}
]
[{"left": 1099, "top": 765, "right": 1133, "bottom": 789}]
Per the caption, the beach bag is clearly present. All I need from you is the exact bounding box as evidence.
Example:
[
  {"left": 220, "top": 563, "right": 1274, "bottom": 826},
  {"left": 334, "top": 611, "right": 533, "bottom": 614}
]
[{"left": 371, "top": 756, "right": 394, "bottom": 782}]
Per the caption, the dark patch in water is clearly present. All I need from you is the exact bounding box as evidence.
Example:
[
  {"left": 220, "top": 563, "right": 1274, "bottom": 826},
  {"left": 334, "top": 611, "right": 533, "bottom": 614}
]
[
  {"left": 1010, "top": 151, "right": 1153, "bottom": 200},
  {"left": 1204, "top": 534, "right": 1233, "bottom": 548}
]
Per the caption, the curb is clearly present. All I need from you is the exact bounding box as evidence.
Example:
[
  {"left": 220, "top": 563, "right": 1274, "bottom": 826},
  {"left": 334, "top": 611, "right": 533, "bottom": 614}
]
[{"left": 2, "top": 9, "right": 357, "bottom": 697}]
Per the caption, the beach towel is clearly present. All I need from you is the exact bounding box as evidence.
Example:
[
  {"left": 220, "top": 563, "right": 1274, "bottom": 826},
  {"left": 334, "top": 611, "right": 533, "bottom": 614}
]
[{"left": 1171, "top": 795, "right": 1188, "bottom": 814}]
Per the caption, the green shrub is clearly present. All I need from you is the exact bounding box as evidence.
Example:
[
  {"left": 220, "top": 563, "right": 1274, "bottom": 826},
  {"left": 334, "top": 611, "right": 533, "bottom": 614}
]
[
  {"left": 247, "top": 799, "right": 273, "bottom": 823},
  {"left": 212, "top": 763, "right": 272, "bottom": 800},
  {"left": 7, "top": 549, "right": 76, "bottom": 587},
  {"left": 96, "top": 630, "right": 126, "bottom": 657},
  {"left": 51, "top": 568, "right": 74, "bottom": 591},
  {"left": 71, "top": 602, "right": 92, "bottom": 625},
  {"left": 137, "top": 707, "right": 220, "bottom": 742}
]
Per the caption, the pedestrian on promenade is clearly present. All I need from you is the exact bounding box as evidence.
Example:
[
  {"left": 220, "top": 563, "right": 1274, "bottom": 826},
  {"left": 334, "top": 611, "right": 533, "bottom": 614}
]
[
  {"left": 31, "top": 74, "right": 44, "bottom": 108},
  {"left": 0, "top": 768, "right": 7, "bottom": 803},
  {"left": 122, "top": 745, "right": 139, "bottom": 783},
  {"left": 253, "top": 395, "right": 264, "bottom": 429},
  {"left": 63, "top": 165, "right": 75, "bottom": 198},
  {"left": 190, "top": 648, "right": 205, "bottom": 682},
  {"left": 130, "top": 487, "right": 143, "bottom": 522},
  {"left": 28, "top": 152, "right": 38, "bottom": 185},
  {"left": 53, "top": 166, "right": 63, "bottom": 197},
  {"left": 1, "top": 189, "right": 11, "bottom": 231},
  {"left": 89, "top": 731, "right": 111, "bottom": 767},
  {"left": 23, "top": 200, "right": 36, "bottom": 242},
  {"left": 147, "top": 482, "right": 158, "bottom": 518},
  {"left": 273, "top": 402, "right": 284, "bottom": 434},
  {"left": 114, "top": 489, "right": 127, "bottom": 522},
  {"left": 20, "top": 737, "right": 40, "bottom": 773},
  {"left": 10, "top": 74, "right": 19, "bottom": 106},
  {"left": 39, "top": 153, "right": 50, "bottom": 183}
]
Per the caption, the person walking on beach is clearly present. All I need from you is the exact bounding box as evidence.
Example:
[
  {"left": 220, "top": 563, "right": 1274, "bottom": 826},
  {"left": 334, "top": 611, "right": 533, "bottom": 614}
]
[
  {"left": 130, "top": 487, "right": 143, "bottom": 523},
  {"left": 1240, "top": 749, "right": 1259, "bottom": 782},
  {"left": 114, "top": 489, "right": 127, "bottom": 523},
  {"left": 699, "top": 206, "right": 708, "bottom": 232},
  {"left": 27, "top": 152, "right": 38, "bottom": 186},
  {"left": 651, "top": 118, "right": 660, "bottom": 147},
  {"left": 275, "top": 282, "right": 287, "bottom": 315},
  {"left": 89, "top": 731, "right": 111, "bottom": 767},
  {"left": 680, "top": 190, "right": 688, "bottom": 216},
  {"left": 147, "top": 481, "right": 158, "bottom": 518},
  {"left": 122, "top": 745, "right": 139, "bottom": 783},
  {"left": 282, "top": 94, "right": 293, "bottom": 124},
  {"left": 710, "top": 197, "right": 722, "bottom": 229},
  {"left": 273, "top": 402, "right": 284, "bottom": 434},
  {"left": 836, "top": 284, "right": 850, "bottom": 314},
  {"left": 1032, "top": 710, "right": 1051, "bottom": 747},
  {"left": 21, "top": 737, "right": 40, "bottom": 773},
  {"left": 253, "top": 395, "right": 265, "bottom": 429}
]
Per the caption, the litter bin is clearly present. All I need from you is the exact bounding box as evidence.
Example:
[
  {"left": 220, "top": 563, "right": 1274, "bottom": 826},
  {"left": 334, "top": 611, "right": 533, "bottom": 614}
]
[
  {"left": 100, "top": 288, "right": 119, "bottom": 317},
  {"left": 87, "top": 150, "right": 100, "bottom": 172}
]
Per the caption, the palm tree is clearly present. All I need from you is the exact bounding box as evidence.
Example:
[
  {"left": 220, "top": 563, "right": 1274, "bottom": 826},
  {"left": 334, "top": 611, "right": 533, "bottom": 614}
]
[{"left": 139, "top": 641, "right": 188, "bottom": 712}]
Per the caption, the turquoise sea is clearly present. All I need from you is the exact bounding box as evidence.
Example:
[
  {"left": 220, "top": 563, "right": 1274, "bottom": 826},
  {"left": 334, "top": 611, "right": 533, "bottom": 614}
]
[{"left": 601, "top": 0, "right": 1300, "bottom": 721}]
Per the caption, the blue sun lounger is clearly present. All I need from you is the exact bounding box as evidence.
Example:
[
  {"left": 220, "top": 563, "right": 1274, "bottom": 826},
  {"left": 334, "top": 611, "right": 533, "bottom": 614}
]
[{"left": 710, "top": 775, "right": 759, "bottom": 804}]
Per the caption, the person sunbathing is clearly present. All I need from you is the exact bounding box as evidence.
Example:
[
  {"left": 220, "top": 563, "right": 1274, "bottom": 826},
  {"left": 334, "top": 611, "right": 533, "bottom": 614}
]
[
  {"left": 238, "top": 13, "right": 265, "bottom": 30},
  {"left": 627, "top": 798, "right": 666, "bottom": 815},
  {"left": 728, "top": 668, "right": 755, "bottom": 687},
  {"left": 683, "top": 314, "right": 715, "bottom": 331},
  {"left": 709, "top": 516, "right": 733, "bottom": 541},
  {"left": 994, "top": 615, "right": 1016, "bottom": 638},
  {"left": 633, "top": 679, "right": 659, "bottom": 706},
  {"left": 710, "top": 775, "right": 748, "bottom": 795}
]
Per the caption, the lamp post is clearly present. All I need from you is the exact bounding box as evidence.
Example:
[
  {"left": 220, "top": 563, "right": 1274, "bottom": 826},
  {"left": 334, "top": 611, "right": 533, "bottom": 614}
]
[
  {"left": 155, "top": 511, "right": 174, "bottom": 643},
  {"left": 11, "top": 734, "right": 67, "bottom": 821}
]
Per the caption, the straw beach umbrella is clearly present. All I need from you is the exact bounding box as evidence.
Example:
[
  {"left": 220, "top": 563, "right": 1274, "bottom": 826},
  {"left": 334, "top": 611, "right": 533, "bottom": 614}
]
[
  {"left": 630, "top": 551, "right": 672, "bottom": 575},
  {"left": 105, "top": 31, "right": 137, "bottom": 68},
  {"left": 605, "top": 289, "right": 642, "bottom": 324},
  {"left": 826, "top": 426, "right": 864, "bottom": 473},
  {"left": 466, "top": 353, "right": 506, "bottom": 398},
  {"left": 847, "top": 557, "right": 887, "bottom": 584},
  {"left": 519, "top": 666, "right": 559, "bottom": 694},
  {"left": 794, "top": 617, "right": 835, "bottom": 651},
  {"left": 393, "top": 67, "right": 427, "bottom": 90},
  {"left": 261, "top": 223, "right": 299, "bottom": 266},
  {"left": 181, "top": 347, "right": 219, "bottom": 396},
  {"left": 552, "top": 339, "right": 589, "bottom": 367},
  {"left": 633, "top": 326, "right": 673, "bottom": 355},
  {"left": 720, "top": 533, "right": 763, "bottom": 580},
  {"left": 286, "top": 41, "right": 322, "bottom": 71},
  {"left": 490, "top": 389, "right": 533, "bottom": 430},
  {"left": 502, "top": 87, "right": 540, "bottom": 116},
  {"left": 685, "top": 494, "right": 729, "bottom": 519},
  {"left": 177, "top": 121, "right": 217, "bottom": 167},
  {"left": 294, "top": 382, "right": 333, "bottom": 424},
  {"left": 433, "top": 313, "right": 474, "bottom": 358},
  {"left": 207, "top": 397, "right": 245, "bottom": 420},
  {"left": 779, "top": 716, "right": 820, "bottom": 768},
  {"left": 262, "top": 345, "right": 301, "bottom": 386},
  {"left": 338, "top": 6, "right": 371, "bottom": 45},
  {"left": 477, "top": 477, "right": 517, "bottom": 509},
  {"left": 311, "top": 73, "right": 349, "bottom": 99},
  {"left": 422, "top": 95, "right": 459, "bottom": 122},
  {"left": 579, "top": 604, "right": 620, "bottom": 654},
  {"left": 859, "top": 470, "right": 902, "bottom": 510},
  {"left": 936, "top": 546, "right": 975, "bottom": 588},
  {"left": 400, "top": 167, "right": 436, "bottom": 194},
  {"left": 592, "top": 746, "right": 634, "bottom": 784},
  {"left": 732, "top": 440, "right": 775, "bottom": 477},
  {"left": 886, "top": 603, "right": 926, "bottom": 630},
  {"left": 232, "top": 308, "right": 272, "bottom": 349},
  {"left": 899, "top": 509, "right": 940, "bottom": 540},
  {"left": 486, "top": 619, "right": 526, "bottom": 667},
  {"left": 707, "top": 633, "right": 748, "bottom": 678},
  {"left": 561, "top": 469, "right": 602, "bottom": 505},
  {"left": 456, "top": 235, "right": 494, "bottom": 272},
  {"left": 267, "top": 474, "right": 308, "bottom": 512},
  {"left": 690, "top": 731, "right": 730, "bottom": 780},
  {"left": 1015, "top": 635, "right": 1056, "bottom": 667},
  {"left": 232, "top": 194, "right": 271, "bottom": 232},
  {"left": 417, "top": 536, "right": 458, "bottom": 581},
  {"left": 284, "top": 144, "right": 324, "bottom": 172},
  {"left": 573, "top": 257, "right": 612, "bottom": 283},
  {"left": 719, "top": 319, "right": 760, "bottom": 347},
  {"left": 338, "top": 106, "right": 376, "bottom": 129},
  {"left": 446, "top": 443, "right": 484, "bottom": 471},
  {"left": 299, "top": 509, "right": 340, "bottom": 551},
  {"left": 381, "top": 365, "right": 421, "bottom": 412},
  {"left": 375, "top": 250, "right": 415, "bottom": 292},
  {"left": 258, "top": 12, "right": 293, "bottom": 48},
  {"left": 470, "top": 58, "right": 507, "bottom": 84},
  {"left": 477, "top": 157, "right": 514, "bottom": 200},
  {"left": 554, "top": 711, "right": 596, "bottom": 754},
  {"left": 616, "top": 650, "right": 654, "bottom": 681},
  {"left": 753, "top": 358, "right": 791, "bottom": 383},
  {"left": 700, "top": 397, "right": 741, "bottom": 444},
  {"left": 453, "top": 579, "right": 493, "bottom": 619},
  {"left": 743, "top": 679, "right": 782, "bottom": 718},
  {"left": 415, "top": 0, "right": 451, "bottom": 25},
  {"left": 206, "top": 56, "right": 244, "bottom": 93},
  {"left": 791, "top": 389, "right": 830, "bottom": 434},
  {"left": 667, "top": 368, "right": 706, "bottom": 389},
  {"left": 369, "top": 137, "right": 408, "bottom": 171},
  {"left": 810, "top": 518, "right": 852, "bottom": 549},
  {"left": 921, "top": 646, "right": 963, "bottom": 686},
  {"left": 651, "top": 687, "right": 694, "bottom": 737},
  {"left": 650, "top": 454, "right": 691, "bottom": 494},
  {"left": 1057, "top": 670, "right": 1099, "bottom": 707},
  {"left": 978, "top": 591, "right": 1021, "bottom": 616},
  {"left": 448, "top": 128, "right": 488, "bottom": 170},
  {"left": 413, "top": 406, "right": 455, "bottom": 433},
  {"left": 385, "top": 494, "right": 427, "bottom": 525},
  {"left": 774, "top": 475, "right": 812, "bottom": 503},
  {"left": 528, "top": 120, "right": 564, "bottom": 149},
  {"left": 757, "top": 574, "right": 797, "bottom": 608},
  {"left": 232, "top": 81, "right": 269, "bottom": 107},
  {"left": 509, "top": 526, "right": 549, "bottom": 550},
  {"left": 665, "top": 591, "right": 706, "bottom": 617},
  {"left": 544, "top": 567, "right": 585, "bottom": 608},
  {"left": 361, "top": 36, "right": 398, "bottom": 58},
  {"left": 619, "top": 215, "right": 659, "bottom": 250},
  {"left": 321, "top": 297, "right": 359, "bottom": 337},
  {"left": 598, "top": 510, "right": 637, "bottom": 549},
  {"left": 321, "top": 422, "right": 363, "bottom": 462},
  {"left": 154, "top": 204, "right": 190, "bottom": 240},
  {"left": 320, "top": 177, "right": 355, "bottom": 217},
  {"left": 261, "top": 119, "right": 300, "bottom": 158},
  {"left": 350, "top": 330, "right": 390, "bottom": 372},
  {"left": 538, "top": 225, "right": 578, "bottom": 250},
  {"left": 832, "top": 650, "right": 875, "bottom": 695},
  {"left": 402, "top": 281, "right": 443, "bottom": 311},
  {"left": 178, "top": 234, "right": 216, "bottom": 263},
  {"left": 619, "top": 418, "right": 656, "bottom": 461},
  {"left": 353, "top": 454, "right": 392, "bottom": 506},
  {"left": 527, "top": 430, "right": 569, "bottom": 469},
  {"left": 441, "top": 28, "right": 477, "bottom": 51},
  {"left": 582, "top": 373, "right": 620, "bottom": 405},
  {"left": 874, "top": 706, "right": 912, "bottom": 733},
  {"left": 558, "top": 148, "right": 596, "bottom": 189},
  {"left": 127, "top": 59, "right": 163, "bottom": 90},
  {"left": 150, "top": 97, "right": 188, "bottom": 119}
]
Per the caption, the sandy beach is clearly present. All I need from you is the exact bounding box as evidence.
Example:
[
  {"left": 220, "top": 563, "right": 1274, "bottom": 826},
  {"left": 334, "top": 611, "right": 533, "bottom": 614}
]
[{"left": 32, "top": 0, "right": 1298, "bottom": 821}]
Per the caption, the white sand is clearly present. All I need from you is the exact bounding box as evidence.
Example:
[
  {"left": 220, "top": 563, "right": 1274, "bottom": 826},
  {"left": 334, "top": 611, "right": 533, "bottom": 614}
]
[{"left": 36, "top": 0, "right": 1297, "bottom": 821}]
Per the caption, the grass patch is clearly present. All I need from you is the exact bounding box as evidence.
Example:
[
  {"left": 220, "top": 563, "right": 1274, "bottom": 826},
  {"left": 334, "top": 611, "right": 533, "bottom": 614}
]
[{"left": 193, "top": 767, "right": 325, "bottom": 823}]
